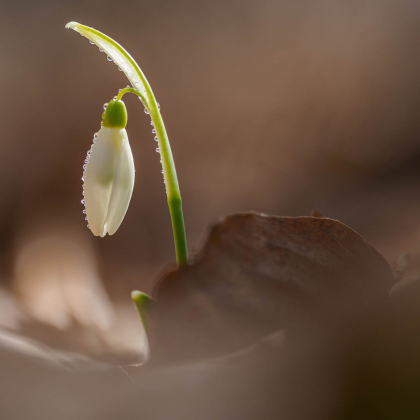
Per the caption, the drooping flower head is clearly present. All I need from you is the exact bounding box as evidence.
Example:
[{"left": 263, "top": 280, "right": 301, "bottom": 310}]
[
  {"left": 67, "top": 21, "right": 188, "bottom": 265},
  {"left": 82, "top": 100, "right": 135, "bottom": 237}
]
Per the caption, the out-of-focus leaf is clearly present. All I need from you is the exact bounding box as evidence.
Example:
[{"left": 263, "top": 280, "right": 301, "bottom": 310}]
[
  {"left": 0, "top": 328, "right": 109, "bottom": 371},
  {"left": 150, "top": 212, "right": 394, "bottom": 362},
  {"left": 12, "top": 232, "right": 149, "bottom": 367}
]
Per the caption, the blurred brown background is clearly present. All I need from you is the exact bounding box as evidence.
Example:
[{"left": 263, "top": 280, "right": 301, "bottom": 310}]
[
  {"left": 0, "top": 0, "right": 419, "bottom": 340},
  {"left": 0, "top": 0, "right": 420, "bottom": 419},
  {"left": 0, "top": 0, "right": 420, "bottom": 298}
]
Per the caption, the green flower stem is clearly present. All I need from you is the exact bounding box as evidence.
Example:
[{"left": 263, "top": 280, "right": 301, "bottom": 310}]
[
  {"left": 149, "top": 99, "right": 188, "bottom": 266},
  {"left": 116, "top": 87, "right": 147, "bottom": 105},
  {"left": 117, "top": 88, "right": 188, "bottom": 266}
]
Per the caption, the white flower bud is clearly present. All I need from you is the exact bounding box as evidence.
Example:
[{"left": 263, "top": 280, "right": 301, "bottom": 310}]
[{"left": 83, "top": 126, "right": 135, "bottom": 236}]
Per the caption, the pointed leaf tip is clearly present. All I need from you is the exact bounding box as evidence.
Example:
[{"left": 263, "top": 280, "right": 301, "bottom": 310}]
[
  {"left": 131, "top": 291, "right": 154, "bottom": 332},
  {"left": 65, "top": 21, "right": 78, "bottom": 29}
]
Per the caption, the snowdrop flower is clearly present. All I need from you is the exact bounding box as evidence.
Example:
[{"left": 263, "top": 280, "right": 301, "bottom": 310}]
[
  {"left": 82, "top": 99, "right": 135, "bottom": 237},
  {"left": 68, "top": 21, "right": 187, "bottom": 265}
]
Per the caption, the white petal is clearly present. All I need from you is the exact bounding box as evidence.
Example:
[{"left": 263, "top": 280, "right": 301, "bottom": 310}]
[
  {"left": 84, "top": 127, "right": 116, "bottom": 236},
  {"left": 104, "top": 129, "right": 135, "bottom": 235}
]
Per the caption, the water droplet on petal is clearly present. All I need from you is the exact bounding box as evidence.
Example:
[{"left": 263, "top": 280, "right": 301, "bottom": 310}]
[
  {"left": 144, "top": 108, "right": 149, "bottom": 114},
  {"left": 81, "top": 177, "right": 85, "bottom": 181},
  {"left": 99, "top": 48, "right": 104, "bottom": 52},
  {"left": 107, "top": 56, "right": 113, "bottom": 62},
  {"left": 152, "top": 129, "right": 156, "bottom": 134},
  {"left": 81, "top": 200, "right": 85, "bottom": 204},
  {"left": 82, "top": 209, "right": 86, "bottom": 214},
  {"left": 154, "top": 136, "right": 159, "bottom": 142},
  {"left": 87, "top": 225, "right": 91, "bottom": 229},
  {"left": 161, "top": 170, "right": 164, "bottom": 174},
  {"left": 83, "top": 164, "right": 87, "bottom": 169},
  {"left": 85, "top": 217, "right": 88, "bottom": 221},
  {"left": 103, "top": 103, "right": 108, "bottom": 110},
  {"left": 156, "top": 148, "right": 160, "bottom": 152},
  {"left": 118, "top": 67, "right": 123, "bottom": 71},
  {"left": 157, "top": 102, "right": 161, "bottom": 109},
  {"left": 89, "top": 40, "right": 94, "bottom": 44}
]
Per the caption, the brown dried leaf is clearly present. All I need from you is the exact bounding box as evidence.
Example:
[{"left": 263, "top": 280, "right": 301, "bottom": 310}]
[{"left": 151, "top": 212, "right": 394, "bottom": 362}]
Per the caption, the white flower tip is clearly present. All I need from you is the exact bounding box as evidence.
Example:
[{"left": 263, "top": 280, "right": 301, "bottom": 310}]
[{"left": 65, "top": 21, "right": 79, "bottom": 30}]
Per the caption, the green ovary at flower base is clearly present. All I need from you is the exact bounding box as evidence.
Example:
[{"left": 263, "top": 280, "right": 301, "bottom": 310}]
[{"left": 67, "top": 22, "right": 188, "bottom": 267}]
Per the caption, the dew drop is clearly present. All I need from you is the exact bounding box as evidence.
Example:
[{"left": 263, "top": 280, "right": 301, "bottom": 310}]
[
  {"left": 81, "top": 200, "right": 85, "bottom": 204},
  {"left": 81, "top": 177, "right": 85, "bottom": 181},
  {"left": 85, "top": 217, "right": 88, "bottom": 221},
  {"left": 82, "top": 210, "right": 86, "bottom": 214},
  {"left": 144, "top": 108, "right": 149, "bottom": 114},
  {"left": 107, "top": 56, "right": 113, "bottom": 62},
  {"left": 154, "top": 136, "right": 159, "bottom": 142},
  {"left": 152, "top": 129, "right": 156, "bottom": 134},
  {"left": 84, "top": 159, "right": 89, "bottom": 164},
  {"left": 89, "top": 40, "right": 94, "bottom": 44},
  {"left": 103, "top": 103, "right": 108, "bottom": 110},
  {"left": 99, "top": 48, "right": 104, "bottom": 52},
  {"left": 87, "top": 225, "right": 91, "bottom": 229},
  {"left": 157, "top": 102, "right": 161, "bottom": 109},
  {"left": 161, "top": 170, "right": 164, "bottom": 174},
  {"left": 118, "top": 67, "right": 123, "bottom": 71},
  {"left": 156, "top": 148, "right": 160, "bottom": 153},
  {"left": 83, "top": 164, "right": 87, "bottom": 169}
]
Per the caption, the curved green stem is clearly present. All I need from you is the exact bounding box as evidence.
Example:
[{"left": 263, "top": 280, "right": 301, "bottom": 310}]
[
  {"left": 116, "top": 87, "right": 147, "bottom": 105},
  {"left": 149, "top": 97, "right": 188, "bottom": 266}
]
